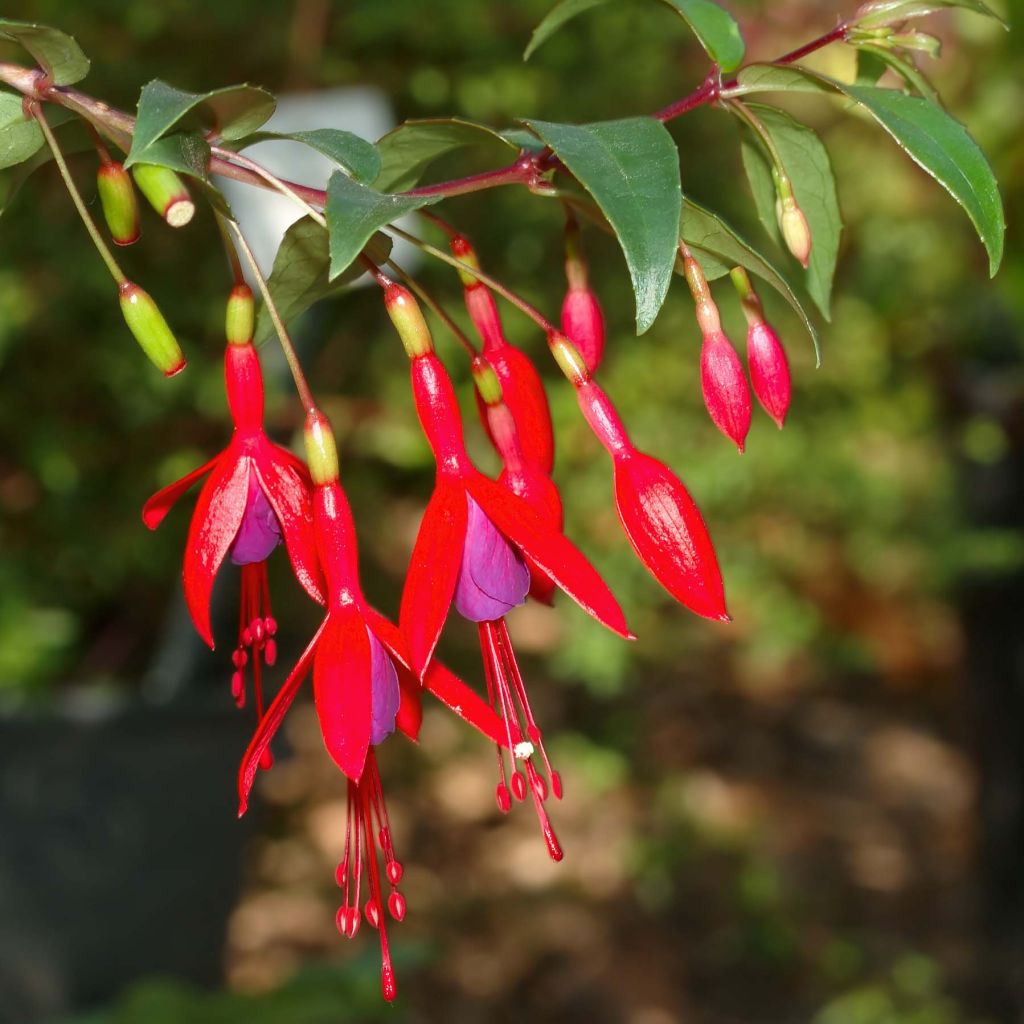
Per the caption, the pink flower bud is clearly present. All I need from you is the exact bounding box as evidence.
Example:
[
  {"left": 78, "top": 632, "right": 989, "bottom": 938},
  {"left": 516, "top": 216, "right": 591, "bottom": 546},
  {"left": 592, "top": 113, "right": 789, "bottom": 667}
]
[
  {"left": 700, "top": 331, "right": 751, "bottom": 452},
  {"left": 746, "top": 321, "right": 791, "bottom": 428},
  {"left": 560, "top": 285, "right": 605, "bottom": 374}
]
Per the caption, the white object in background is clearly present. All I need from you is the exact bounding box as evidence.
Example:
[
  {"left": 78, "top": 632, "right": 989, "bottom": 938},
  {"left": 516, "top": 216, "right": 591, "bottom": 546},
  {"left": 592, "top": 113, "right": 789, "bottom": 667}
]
[{"left": 215, "top": 87, "right": 418, "bottom": 280}]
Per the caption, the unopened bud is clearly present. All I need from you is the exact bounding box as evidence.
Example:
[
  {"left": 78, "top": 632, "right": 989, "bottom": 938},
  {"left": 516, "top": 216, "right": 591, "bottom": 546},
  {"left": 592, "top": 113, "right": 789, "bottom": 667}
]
[
  {"left": 700, "top": 331, "right": 752, "bottom": 453},
  {"left": 118, "top": 282, "right": 186, "bottom": 376},
  {"left": 226, "top": 284, "right": 255, "bottom": 346},
  {"left": 681, "top": 250, "right": 722, "bottom": 335},
  {"left": 561, "top": 285, "right": 606, "bottom": 374},
  {"left": 96, "top": 162, "right": 140, "bottom": 246},
  {"left": 384, "top": 284, "right": 433, "bottom": 358},
  {"left": 471, "top": 357, "right": 503, "bottom": 406},
  {"left": 547, "top": 331, "right": 590, "bottom": 387},
  {"left": 778, "top": 196, "right": 811, "bottom": 269},
  {"left": 450, "top": 235, "right": 481, "bottom": 287},
  {"left": 131, "top": 164, "right": 195, "bottom": 228},
  {"left": 304, "top": 409, "right": 339, "bottom": 485},
  {"left": 747, "top": 322, "right": 791, "bottom": 428}
]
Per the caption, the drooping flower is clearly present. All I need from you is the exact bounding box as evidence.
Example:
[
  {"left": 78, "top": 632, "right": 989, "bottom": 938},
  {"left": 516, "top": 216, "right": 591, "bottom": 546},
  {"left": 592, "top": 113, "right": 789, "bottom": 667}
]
[
  {"left": 142, "top": 285, "right": 324, "bottom": 729},
  {"left": 731, "top": 267, "right": 791, "bottom": 428},
  {"left": 238, "top": 410, "right": 506, "bottom": 1002}
]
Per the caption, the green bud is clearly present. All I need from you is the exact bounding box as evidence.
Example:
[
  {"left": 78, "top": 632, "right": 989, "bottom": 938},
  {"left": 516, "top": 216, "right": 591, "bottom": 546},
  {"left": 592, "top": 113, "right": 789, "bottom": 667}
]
[
  {"left": 384, "top": 284, "right": 434, "bottom": 358},
  {"left": 131, "top": 164, "right": 195, "bottom": 228},
  {"left": 471, "top": 357, "right": 503, "bottom": 406},
  {"left": 119, "top": 282, "right": 186, "bottom": 376},
  {"left": 450, "top": 236, "right": 482, "bottom": 288},
  {"left": 96, "top": 162, "right": 140, "bottom": 246},
  {"left": 778, "top": 196, "right": 812, "bottom": 269},
  {"left": 304, "top": 410, "right": 339, "bottom": 485},
  {"left": 548, "top": 331, "right": 590, "bottom": 387},
  {"left": 226, "top": 284, "right": 255, "bottom": 346}
]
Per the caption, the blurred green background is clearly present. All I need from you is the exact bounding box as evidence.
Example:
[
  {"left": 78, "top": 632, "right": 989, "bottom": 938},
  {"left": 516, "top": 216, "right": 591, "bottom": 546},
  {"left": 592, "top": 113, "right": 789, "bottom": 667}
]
[{"left": 0, "top": 0, "right": 1021, "bottom": 1021}]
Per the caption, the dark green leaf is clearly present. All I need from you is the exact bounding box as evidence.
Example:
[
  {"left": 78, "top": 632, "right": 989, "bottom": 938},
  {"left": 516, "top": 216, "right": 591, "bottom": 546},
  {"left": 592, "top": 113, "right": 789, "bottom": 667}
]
[
  {"left": 0, "top": 19, "right": 89, "bottom": 85},
  {"left": 374, "top": 118, "right": 517, "bottom": 193},
  {"left": 730, "top": 64, "right": 833, "bottom": 97},
  {"left": 524, "top": 0, "right": 611, "bottom": 60},
  {"left": 0, "top": 110, "right": 88, "bottom": 216},
  {"left": 0, "top": 92, "right": 44, "bottom": 170},
  {"left": 655, "top": 0, "right": 745, "bottom": 72},
  {"left": 524, "top": 0, "right": 745, "bottom": 71},
  {"left": 680, "top": 198, "right": 820, "bottom": 362},
  {"left": 855, "top": 49, "right": 891, "bottom": 86},
  {"left": 855, "top": 0, "right": 1007, "bottom": 29},
  {"left": 738, "top": 104, "right": 841, "bottom": 319},
  {"left": 228, "top": 128, "right": 380, "bottom": 183},
  {"left": 127, "top": 80, "right": 275, "bottom": 165},
  {"left": 526, "top": 116, "right": 682, "bottom": 334},
  {"left": 326, "top": 173, "right": 441, "bottom": 280},
  {"left": 255, "top": 217, "right": 392, "bottom": 344},
  {"left": 500, "top": 126, "right": 546, "bottom": 153},
  {"left": 853, "top": 44, "right": 941, "bottom": 104}
]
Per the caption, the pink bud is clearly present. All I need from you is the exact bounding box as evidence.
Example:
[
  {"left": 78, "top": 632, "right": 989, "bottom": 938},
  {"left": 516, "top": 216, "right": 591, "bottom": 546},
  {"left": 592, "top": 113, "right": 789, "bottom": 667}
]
[
  {"left": 700, "top": 331, "right": 752, "bottom": 453},
  {"left": 747, "top": 322, "right": 791, "bottom": 428},
  {"left": 561, "top": 286, "right": 606, "bottom": 374}
]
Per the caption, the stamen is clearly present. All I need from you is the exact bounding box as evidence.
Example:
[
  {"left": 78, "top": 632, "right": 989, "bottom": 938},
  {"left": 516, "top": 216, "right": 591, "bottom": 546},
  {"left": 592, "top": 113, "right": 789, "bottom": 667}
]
[
  {"left": 479, "top": 620, "right": 564, "bottom": 861},
  {"left": 333, "top": 750, "right": 403, "bottom": 1002},
  {"left": 233, "top": 562, "right": 278, "bottom": 770}
]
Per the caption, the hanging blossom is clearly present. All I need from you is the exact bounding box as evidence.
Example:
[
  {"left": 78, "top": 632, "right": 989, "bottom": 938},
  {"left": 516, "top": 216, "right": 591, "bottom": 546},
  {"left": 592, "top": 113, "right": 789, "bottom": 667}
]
[
  {"left": 238, "top": 409, "right": 507, "bottom": 1003},
  {"left": 384, "top": 283, "right": 632, "bottom": 857},
  {"left": 142, "top": 285, "right": 324, "bottom": 741}
]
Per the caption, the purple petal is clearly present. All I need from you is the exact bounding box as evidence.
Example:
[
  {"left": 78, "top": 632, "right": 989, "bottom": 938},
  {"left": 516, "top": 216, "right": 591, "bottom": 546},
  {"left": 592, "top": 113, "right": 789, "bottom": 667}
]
[
  {"left": 453, "top": 495, "right": 530, "bottom": 623},
  {"left": 230, "top": 469, "right": 283, "bottom": 565},
  {"left": 368, "top": 628, "right": 400, "bottom": 745}
]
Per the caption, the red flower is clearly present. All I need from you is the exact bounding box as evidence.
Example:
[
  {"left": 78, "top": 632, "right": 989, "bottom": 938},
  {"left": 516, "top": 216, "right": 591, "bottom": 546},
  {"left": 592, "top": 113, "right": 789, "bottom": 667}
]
[
  {"left": 701, "top": 329, "right": 752, "bottom": 452},
  {"left": 143, "top": 323, "right": 324, "bottom": 727},
  {"left": 238, "top": 411, "right": 506, "bottom": 1002},
  {"left": 398, "top": 348, "right": 631, "bottom": 678}
]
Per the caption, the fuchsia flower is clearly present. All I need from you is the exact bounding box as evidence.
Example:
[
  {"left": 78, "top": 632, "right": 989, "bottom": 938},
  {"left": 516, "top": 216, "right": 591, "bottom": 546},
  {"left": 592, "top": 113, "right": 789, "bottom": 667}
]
[
  {"left": 700, "top": 330, "right": 753, "bottom": 453},
  {"left": 549, "top": 332, "right": 729, "bottom": 621},
  {"left": 238, "top": 410, "right": 506, "bottom": 1002},
  {"left": 143, "top": 286, "right": 324, "bottom": 729},
  {"left": 731, "top": 267, "right": 791, "bottom": 428}
]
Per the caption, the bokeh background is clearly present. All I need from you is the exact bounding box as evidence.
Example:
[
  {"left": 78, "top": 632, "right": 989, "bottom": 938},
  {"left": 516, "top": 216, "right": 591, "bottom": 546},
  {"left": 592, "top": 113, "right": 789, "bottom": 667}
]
[{"left": 1, "top": 1, "right": 1021, "bottom": 1021}]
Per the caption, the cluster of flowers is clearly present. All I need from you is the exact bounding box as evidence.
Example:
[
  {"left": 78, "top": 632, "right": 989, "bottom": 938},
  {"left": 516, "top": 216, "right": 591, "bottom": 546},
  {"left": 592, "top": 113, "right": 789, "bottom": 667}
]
[{"left": 136, "top": 215, "right": 794, "bottom": 999}]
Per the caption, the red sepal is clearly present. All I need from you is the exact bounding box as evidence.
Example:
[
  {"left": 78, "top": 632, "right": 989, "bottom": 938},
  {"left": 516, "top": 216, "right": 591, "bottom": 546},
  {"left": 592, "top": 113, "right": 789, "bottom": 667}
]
[
  {"left": 142, "top": 455, "right": 220, "bottom": 530},
  {"left": 466, "top": 474, "right": 631, "bottom": 639},
  {"left": 314, "top": 604, "right": 372, "bottom": 782},
  {"left": 612, "top": 449, "right": 728, "bottom": 622},
  {"left": 238, "top": 619, "right": 326, "bottom": 814},
  {"left": 399, "top": 480, "right": 467, "bottom": 678},
  {"left": 183, "top": 455, "right": 251, "bottom": 648},
  {"left": 482, "top": 345, "right": 554, "bottom": 475},
  {"left": 498, "top": 464, "right": 562, "bottom": 605}
]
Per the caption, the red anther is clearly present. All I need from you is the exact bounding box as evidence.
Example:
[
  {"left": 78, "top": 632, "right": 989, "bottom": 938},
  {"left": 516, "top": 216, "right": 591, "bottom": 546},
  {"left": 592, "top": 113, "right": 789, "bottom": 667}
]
[
  {"left": 335, "top": 860, "right": 348, "bottom": 887},
  {"left": 259, "top": 749, "right": 274, "bottom": 771},
  {"left": 230, "top": 671, "right": 244, "bottom": 706},
  {"left": 264, "top": 616, "right": 278, "bottom": 636},
  {"left": 335, "top": 906, "right": 349, "bottom": 934},
  {"left": 551, "top": 771, "right": 564, "bottom": 800},
  {"left": 231, "top": 649, "right": 246, "bottom": 668},
  {"left": 378, "top": 826, "right": 391, "bottom": 852},
  {"left": 365, "top": 899, "right": 381, "bottom": 929},
  {"left": 264, "top": 638, "right": 277, "bottom": 666},
  {"left": 386, "top": 861, "right": 403, "bottom": 886},
  {"left": 496, "top": 783, "right": 512, "bottom": 814},
  {"left": 511, "top": 770, "right": 527, "bottom": 802},
  {"left": 241, "top": 627, "right": 253, "bottom": 647},
  {"left": 531, "top": 770, "right": 548, "bottom": 802},
  {"left": 252, "top": 620, "right": 265, "bottom": 644},
  {"left": 387, "top": 891, "right": 407, "bottom": 922}
]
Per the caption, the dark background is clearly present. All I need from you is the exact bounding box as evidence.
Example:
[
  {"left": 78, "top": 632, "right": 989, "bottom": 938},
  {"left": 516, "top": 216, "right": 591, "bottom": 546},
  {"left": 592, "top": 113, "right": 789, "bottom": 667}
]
[{"left": 0, "top": 1, "right": 1021, "bottom": 1021}]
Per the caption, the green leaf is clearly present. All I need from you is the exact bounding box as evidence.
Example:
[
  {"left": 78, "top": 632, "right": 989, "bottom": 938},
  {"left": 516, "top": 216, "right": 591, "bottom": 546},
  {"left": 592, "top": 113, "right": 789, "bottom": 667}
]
[
  {"left": 526, "top": 116, "right": 682, "bottom": 334},
  {"left": 500, "top": 126, "right": 546, "bottom": 153},
  {"left": 230, "top": 128, "right": 380, "bottom": 183},
  {"left": 255, "top": 217, "right": 393, "bottom": 344},
  {"left": 738, "top": 104, "right": 841, "bottom": 319},
  {"left": 374, "top": 118, "right": 517, "bottom": 193},
  {"left": 126, "top": 80, "right": 276, "bottom": 166},
  {"left": 524, "top": 0, "right": 745, "bottom": 71},
  {"left": 855, "top": 0, "right": 1007, "bottom": 29},
  {"left": 326, "top": 173, "right": 441, "bottom": 280},
  {"left": 0, "top": 92, "right": 44, "bottom": 170},
  {"left": 680, "top": 198, "right": 820, "bottom": 362},
  {"left": 727, "top": 68, "right": 1004, "bottom": 274},
  {"left": 854, "top": 44, "right": 941, "bottom": 104},
  {"left": 855, "top": 48, "right": 891, "bottom": 86},
  {"left": 655, "top": 0, "right": 745, "bottom": 73},
  {"left": 0, "top": 19, "right": 89, "bottom": 85},
  {"left": 842, "top": 84, "right": 1003, "bottom": 274},
  {"left": 0, "top": 110, "right": 88, "bottom": 216},
  {"left": 524, "top": 0, "right": 611, "bottom": 60}
]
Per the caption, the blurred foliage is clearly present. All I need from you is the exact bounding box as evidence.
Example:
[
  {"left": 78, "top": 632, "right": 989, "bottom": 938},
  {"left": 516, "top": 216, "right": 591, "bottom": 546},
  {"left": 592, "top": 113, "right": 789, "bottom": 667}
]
[{"left": 0, "top": 0, "right": 1020, "bottom": 1021}]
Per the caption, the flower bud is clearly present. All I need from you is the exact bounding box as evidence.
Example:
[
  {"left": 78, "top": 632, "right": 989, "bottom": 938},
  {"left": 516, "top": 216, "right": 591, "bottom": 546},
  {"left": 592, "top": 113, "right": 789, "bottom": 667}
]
[
  {"left": 131, "top": 164, "right": 195, "bottom": 228},
  {"left": 384, "top": 284, "right": 433, "bottom": 358},
  {"left": 778, "top": 195, "right": 811, "bottom": 269},
  {"left": 560, "top": 286, "right": 605, "bottom": 374},
  {"left": 118, "top": 282, "right": 186, "bottom": 376},
  {"left": 96, "top": 162, "right": 140, "bottom": 246},
  {"left": 304, "top": 409, "right": 340, "bottom": 485},
  {"left": 450, "top": 235, "right": 482, "bottom": 288},
  {"left": 700, "top": 331, "right": 752, "bottom": 452},
  {"left": 547, "top": 331, "right": 590, "bottom": 388},
  {"left": 747, "top": 321, "right": 791, "bottom": 428},
  {"left": 471, "top": 357, "right": 503, "bottom": 406},
  {"left": 226, "top": 284, "right": 255, "bottom": 346}
]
